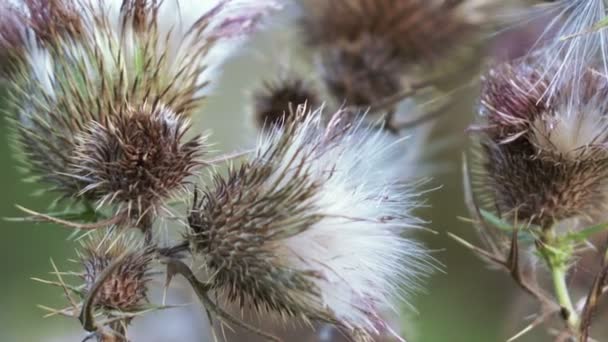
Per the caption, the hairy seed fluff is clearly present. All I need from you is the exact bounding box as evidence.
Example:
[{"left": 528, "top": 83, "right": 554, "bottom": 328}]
[
  {"left": 529, "top": 0, "right": 608, "bottom": 101},
  {"left": 187, "top": 107, "right": 432, "bottom": 340}
]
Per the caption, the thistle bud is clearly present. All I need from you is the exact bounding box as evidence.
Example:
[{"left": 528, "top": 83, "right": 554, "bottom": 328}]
[
  {"left": 187, "top": 107, "right": 432, "bottom": 339},
  {"left": 298, "top": 0, "right": 483, "bottom": 108},
  {"left": 474, "top": 59, "right": 608, "bottom": 226},
  {"left": 80, "top": 232, "right": 155, "bottom": 312},
  {"left": 252, "top": 74, "right": 320, "bottom": 130}
]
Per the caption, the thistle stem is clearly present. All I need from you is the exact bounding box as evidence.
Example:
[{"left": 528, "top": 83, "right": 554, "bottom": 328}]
[
  {"left": 540, "top": 227, "right": 580, "bottom": 333},
  {"left": 551, "top": 265, "right": 580, "bottom": 330}
]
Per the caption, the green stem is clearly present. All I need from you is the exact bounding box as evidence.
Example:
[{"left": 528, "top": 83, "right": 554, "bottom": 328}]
[
  {"left": 540, "top": 227, "right": 580, "bottom": 333},
  {"left": 551, "top": 265, "right": 580, "bottom": 330}
]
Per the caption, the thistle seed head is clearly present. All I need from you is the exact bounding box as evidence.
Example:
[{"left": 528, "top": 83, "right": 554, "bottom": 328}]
[
  {"left": 474, "top": 59, "right": 608, "bottom": 226},
  {"left": 71, "top": 104, "right": 204, "bottom": 224},
  {"left": 252, "top": 75, "right": 319, "bottom": 130},
  {"left": 6, "top": 0, "right": 276, "bottom": 218},
  {"left": 299, "top": 0, "right": 477, "bottom": 107},
  {"left": 187, "top": 107, "right": 432, "bottom": 339},
  {"left": 80, "top": 232, "right": 155, "bottom": 312}
]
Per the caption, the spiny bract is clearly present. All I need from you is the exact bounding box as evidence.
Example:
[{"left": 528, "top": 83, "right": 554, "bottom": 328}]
[{"left": 80, "top": 231, "right": 155, "bottom": 312}]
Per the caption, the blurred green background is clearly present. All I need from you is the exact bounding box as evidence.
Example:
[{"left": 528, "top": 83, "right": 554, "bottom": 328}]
[{"left": 0, "top": 26, "right": 549, "bottom": 342}]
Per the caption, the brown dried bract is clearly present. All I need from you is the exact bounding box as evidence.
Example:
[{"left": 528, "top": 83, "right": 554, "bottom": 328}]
[{"left": 81, "top": 234, "right": 154, "bottom": 312}]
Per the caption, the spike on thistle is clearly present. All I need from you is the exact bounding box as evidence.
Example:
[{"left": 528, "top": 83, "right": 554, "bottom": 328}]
[
  {"left": 474, "top": 58, "right": 608, "bottom": 227},
  {"left": 187, "top": 106, "right": 433, "bottom": 340}
]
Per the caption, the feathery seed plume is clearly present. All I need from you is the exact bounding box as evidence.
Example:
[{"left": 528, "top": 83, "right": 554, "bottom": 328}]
[{"left": 187, "top": 107, "right": 432, "bottom": 340}]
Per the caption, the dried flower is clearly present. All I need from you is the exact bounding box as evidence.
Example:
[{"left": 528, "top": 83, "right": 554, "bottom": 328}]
[
  {"left": 5, "top": 0, "right": 276, "bottom": 225},
  {"left": 473, "top": 59, "right": 608, "bottom": 226},
  {"left": 80, "top": 232, "right": 155, "bottom": 312},
  {"left": 252, "top": 73, "right": 320, "bottom": 130},
  {"left": 298, "top": 0, "right": 482, "bottom": 108},
  {"left": 70, "top": 104, "right": 204, "bottom": 226},
  {"left": 187, "top": 107, "right": 432, "bottom": 339}
]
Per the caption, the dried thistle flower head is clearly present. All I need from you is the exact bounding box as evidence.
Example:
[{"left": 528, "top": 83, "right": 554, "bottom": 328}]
[
  {"left": 70, "top": 104, "right": 204, "bottom": 225},
  {"left": 80, "top": 232, "right": 155, "bottom": 312},
  {"left": 187, "top": 107, "right": 432, "bottom": 339},
  {"left": 5, "top": 0, "right": 276, "bottom": 224},
  {"left": 252, "top": 74, "right": 320, "bottom": 130},
  {"left": 473, "top": 59, "right": 608, "bottom": 226},
  {"left": 298, "top": 0, "right": 483, "bottom": 108}
]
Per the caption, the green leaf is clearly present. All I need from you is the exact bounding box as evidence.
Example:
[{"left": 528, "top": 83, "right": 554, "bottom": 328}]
[
  {"left": 478, "top": 209, "right": 536, "bottom": 243},
  {"left": 479, "top": 209, "right": 513, "bottom": 231},
  {"left": 561, "top": 222, "right": 608, "bottom": 244}
]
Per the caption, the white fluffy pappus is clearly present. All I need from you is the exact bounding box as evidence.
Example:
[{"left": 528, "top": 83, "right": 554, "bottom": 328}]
[
  {"left": 252, "top": 108, "right": 434, "bottom": 337},
  {"left": 529, "top": 67, "right": 608, "bottom": 158},
  {"left": 528, "top": 0, "right": 608, "bottom": 101}
]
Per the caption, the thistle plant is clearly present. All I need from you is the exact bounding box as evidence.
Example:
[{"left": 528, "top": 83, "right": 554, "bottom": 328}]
[
  {"left": 1, "top": 1, "right": 441, "bottom": 341},
  {"left": 454, "top": 57, "right": 608, "bottom": 342}
]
